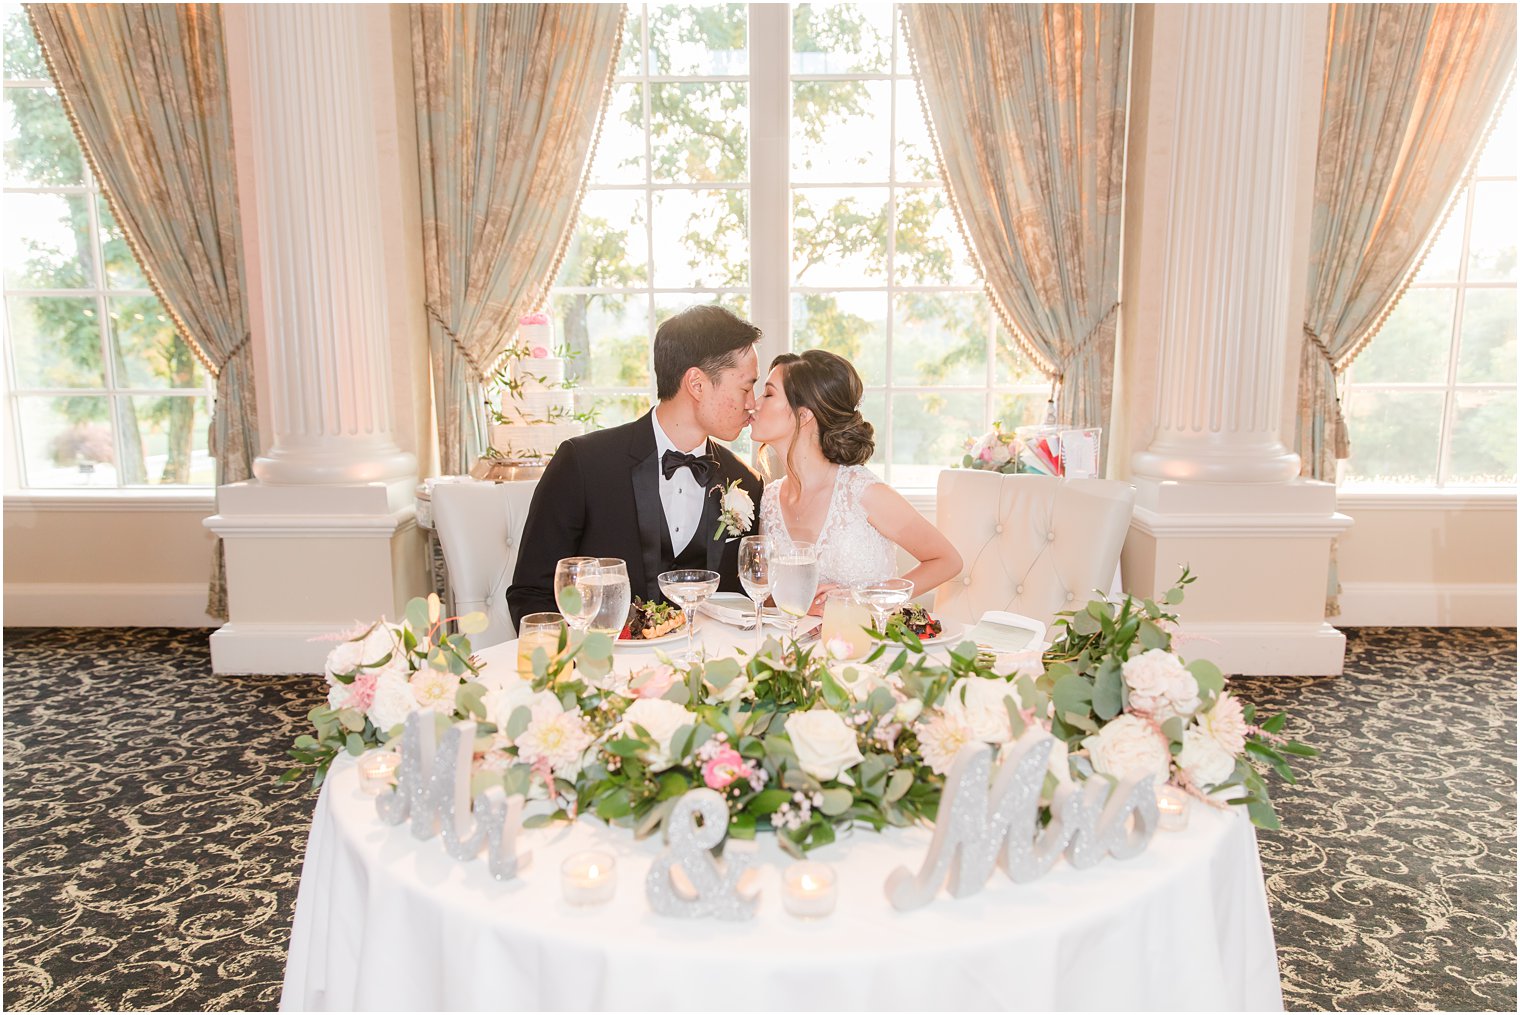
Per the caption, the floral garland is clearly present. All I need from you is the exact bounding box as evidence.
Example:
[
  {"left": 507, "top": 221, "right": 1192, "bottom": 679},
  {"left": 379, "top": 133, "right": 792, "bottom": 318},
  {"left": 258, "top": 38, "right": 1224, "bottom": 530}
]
[{"left": 286, "top": 572, "right": 1314, "bottom": 852}]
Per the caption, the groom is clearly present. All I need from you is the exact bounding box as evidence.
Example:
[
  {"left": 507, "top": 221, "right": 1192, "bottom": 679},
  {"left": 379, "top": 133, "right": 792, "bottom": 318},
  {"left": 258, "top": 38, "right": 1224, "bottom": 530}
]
[{"left": 506, "top": 305, "right": 764, "bottom": 626}]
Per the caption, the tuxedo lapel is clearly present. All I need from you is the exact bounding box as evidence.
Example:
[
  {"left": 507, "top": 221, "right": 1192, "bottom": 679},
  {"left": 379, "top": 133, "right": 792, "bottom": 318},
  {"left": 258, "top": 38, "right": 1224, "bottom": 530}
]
[
  {"left": 628, "top": 413, "right": 666, "bottom": 600},
  {"left": 702, "top": 441, "right": 725, "bottom": 572}
]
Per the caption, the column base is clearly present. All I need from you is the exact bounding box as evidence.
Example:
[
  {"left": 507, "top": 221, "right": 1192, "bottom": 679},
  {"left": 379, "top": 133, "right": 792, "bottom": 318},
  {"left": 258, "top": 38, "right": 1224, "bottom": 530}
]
[
  {"left": 1121, "top": 477, "right": 1353, "bottom": 676},
  {"left": 204, "top": 479, "right": 426, "bottom": 674}
]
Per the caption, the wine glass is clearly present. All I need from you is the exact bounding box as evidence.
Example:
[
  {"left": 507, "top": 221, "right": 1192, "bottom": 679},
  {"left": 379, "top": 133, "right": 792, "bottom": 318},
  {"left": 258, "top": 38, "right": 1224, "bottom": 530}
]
[
  {"left": 554, "top": 556, "right": 605, "bottom": 643},
  {"left": 854, "top": 577, "right": 915, "bottom": 638},
  {"left": 770, "top": 541, "right": 820, "bottom": 645},
  {"left": 657, "top": 568, "right": 721, "bottom": 662},
  {"left": 586, "top": 558, "right": 632, "bottom": 639},
  {"left": 737, "top": 534, "right": 772, "bottom": 655}
]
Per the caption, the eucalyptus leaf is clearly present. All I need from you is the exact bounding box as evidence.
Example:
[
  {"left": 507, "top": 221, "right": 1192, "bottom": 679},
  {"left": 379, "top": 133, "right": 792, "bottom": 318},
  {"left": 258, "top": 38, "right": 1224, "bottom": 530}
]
[
  {"left": 884, "top": 768, "right": 913, "bottom": 803},
  {"left": 1186, "top": 659, "right": 1226, "bottom": 704},
  {"left": 818, "top": 788, "right": 852, "bottom": 816},
  {"left": 557, "top": 586, "right": 583, "bottom": 616},
  {"left": 1092, "top": 657, "right": 1124, "bottom": 720},
  {"left": 404, "top": 597, "right": 430, "bottom": 632},
  {"left": 456, "top": 611, "right": 489, "bottom": 635},
  {"left": 506, "top": 705, "right": 533, "bottom": 740}
]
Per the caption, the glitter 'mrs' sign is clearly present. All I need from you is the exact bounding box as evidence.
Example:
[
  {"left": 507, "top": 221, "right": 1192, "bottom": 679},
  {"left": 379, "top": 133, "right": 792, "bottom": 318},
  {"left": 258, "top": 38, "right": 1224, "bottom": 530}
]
[
  {"left": 374, "top": 710, "right": 532, "bottom": 881},
  {"left": 885, "top": 735, "right": 1159, "bottom": 910}
]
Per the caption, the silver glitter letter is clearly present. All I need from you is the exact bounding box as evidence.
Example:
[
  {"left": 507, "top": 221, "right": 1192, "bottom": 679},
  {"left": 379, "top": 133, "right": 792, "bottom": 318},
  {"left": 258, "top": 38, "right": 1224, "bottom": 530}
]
[
  {"left": 645, "top": 789, "right": 758, "bottom": 920},
  {"left": 374, "top": 709, "right": 438, "bottom": 828}
]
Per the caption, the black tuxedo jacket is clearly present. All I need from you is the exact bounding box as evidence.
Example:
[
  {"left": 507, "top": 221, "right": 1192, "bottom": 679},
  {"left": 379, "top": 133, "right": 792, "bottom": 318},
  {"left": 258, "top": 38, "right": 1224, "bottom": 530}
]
[{"left": 505, "top": 411, "right": 764, "bottom": 626}]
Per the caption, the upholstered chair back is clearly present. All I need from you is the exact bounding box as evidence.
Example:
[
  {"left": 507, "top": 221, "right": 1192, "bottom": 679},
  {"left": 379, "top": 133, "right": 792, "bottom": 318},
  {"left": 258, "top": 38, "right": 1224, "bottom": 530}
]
[
  {"left": 933, "top": 470, "right": 1135, "bottom": 629},
  {"left": 431, "top": 480, "right": 539, "bottom": 648}
]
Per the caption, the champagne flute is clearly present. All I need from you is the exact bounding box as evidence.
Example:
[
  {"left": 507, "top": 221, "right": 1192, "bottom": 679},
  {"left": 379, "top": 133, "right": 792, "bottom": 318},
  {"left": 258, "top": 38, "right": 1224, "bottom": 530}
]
[
  {"left": 737, "top": 534, "right": 772, "bottom": 655},
  {"left": 657, "top": 568, "right": 721, "bottom": 662},
  {"left": 853, "top": 577, "right": 915, "bottom": 638},
  {"left": 770, "top": 541, "right": 820, "bottom": 645},
  {"left": 554, "top": 556, "right": 605, "bottom": 644},
  {"left": 586, "top": 558, "right": 632, "bottom": 639}
]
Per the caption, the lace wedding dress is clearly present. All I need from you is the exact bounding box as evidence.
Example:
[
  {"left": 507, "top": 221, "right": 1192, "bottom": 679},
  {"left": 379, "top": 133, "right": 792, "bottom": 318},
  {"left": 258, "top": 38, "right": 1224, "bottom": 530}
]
[{"left": 759, "top": 464, "right": 897, "bottom": 589}]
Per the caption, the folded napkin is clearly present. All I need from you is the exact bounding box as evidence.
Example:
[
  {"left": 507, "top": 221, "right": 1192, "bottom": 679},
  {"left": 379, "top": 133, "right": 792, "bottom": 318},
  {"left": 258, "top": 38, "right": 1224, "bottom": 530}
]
[
  {"left": 967, "top": 611, "right": 1047, "bottom": 654},
  {"left": 698, "top": 593, "right": 780, "bottom": 627}
]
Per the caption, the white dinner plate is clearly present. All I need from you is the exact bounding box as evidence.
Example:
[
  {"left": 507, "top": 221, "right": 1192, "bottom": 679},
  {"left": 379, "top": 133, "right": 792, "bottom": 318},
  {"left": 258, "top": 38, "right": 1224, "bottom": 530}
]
[
  {"left": 912, "top": 622, "right": 968, "bottom": 647},
  {"left": 616, "top": 626, "right": 689, "bottom": 648}
]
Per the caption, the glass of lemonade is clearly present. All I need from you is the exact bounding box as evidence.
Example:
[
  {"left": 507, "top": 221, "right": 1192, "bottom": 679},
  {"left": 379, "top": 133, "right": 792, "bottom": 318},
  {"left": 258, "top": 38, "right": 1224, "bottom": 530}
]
[
  {"left": 819, "top": 587, "right": 873, "bottom": 659},
  {"left": 516, "top": 612, "right": 565, "bottom": 678},
  {"left": 586, "top": 558, "right": 632, "bottom": 639}
]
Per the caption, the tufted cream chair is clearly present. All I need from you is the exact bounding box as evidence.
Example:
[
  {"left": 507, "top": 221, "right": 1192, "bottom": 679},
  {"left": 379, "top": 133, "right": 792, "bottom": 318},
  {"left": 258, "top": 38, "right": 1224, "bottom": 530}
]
[
  {"left": 933, "top": 470, "right": 1135, "bottom": 630},
  {"left": 431, "top": 480, "right": 540, "bottom": 649}
]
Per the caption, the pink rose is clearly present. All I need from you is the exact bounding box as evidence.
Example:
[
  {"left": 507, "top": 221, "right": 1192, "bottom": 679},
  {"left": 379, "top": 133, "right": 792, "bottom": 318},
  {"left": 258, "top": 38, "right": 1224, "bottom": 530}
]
[
  {"left": 630, "top": 664, "right": 680, "bottom": 699},
  {"left": 519, "top": 312, "right": 550, "bottom": 326},
  {"left": 530, "top": 345, "right": 550, "bottom": 358},
  {"left": 328, "top": 670, "right": 378, "bottom": 713},
  {"left": 701, "top": 746, "right": 750, "bottom": 790}
]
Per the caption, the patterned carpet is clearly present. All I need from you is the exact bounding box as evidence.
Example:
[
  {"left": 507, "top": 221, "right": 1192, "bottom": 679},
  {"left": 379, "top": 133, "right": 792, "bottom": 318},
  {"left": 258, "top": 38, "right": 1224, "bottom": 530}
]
[{"left": 2, "top": 626, "right": 1515, "bottom": 1011}]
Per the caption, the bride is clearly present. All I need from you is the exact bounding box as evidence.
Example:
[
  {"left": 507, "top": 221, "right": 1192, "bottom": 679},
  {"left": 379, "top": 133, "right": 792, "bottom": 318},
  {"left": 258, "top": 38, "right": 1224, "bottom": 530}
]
[{"left": 749, "top": 349, "right": 962, "bottom": 615}]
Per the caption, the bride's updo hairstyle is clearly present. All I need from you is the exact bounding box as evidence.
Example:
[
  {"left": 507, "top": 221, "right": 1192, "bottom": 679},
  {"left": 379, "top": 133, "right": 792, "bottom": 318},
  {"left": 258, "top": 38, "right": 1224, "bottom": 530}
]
[{"left": 771, "top": 350, "right": 875, "bottom": 468}]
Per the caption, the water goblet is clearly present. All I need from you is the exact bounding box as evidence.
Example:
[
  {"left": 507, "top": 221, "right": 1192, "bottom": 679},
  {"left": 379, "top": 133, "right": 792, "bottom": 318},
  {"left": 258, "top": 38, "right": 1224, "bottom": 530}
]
[
  {"left": 853, "top": 577, "right": 915, "bottom": 639},
  {"left": 770, "top": 541, "right": 820, "bottom": 645},
  {"left": 737, "top": 534, "right": 772, "bottom": 655},
  {"left": 586, "top": 558, "right": 632, "bottom": 639},
  {"left": 554, "top": 556, "right": 606, "bottom": 643},
  {"left": 657, "top": 568, "right": 721, "bottom": 662}
]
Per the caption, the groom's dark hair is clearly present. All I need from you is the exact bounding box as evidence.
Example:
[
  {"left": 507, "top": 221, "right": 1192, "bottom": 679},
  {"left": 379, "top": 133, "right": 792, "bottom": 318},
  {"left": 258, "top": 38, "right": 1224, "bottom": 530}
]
[{"left": 653, "top": 305, "right": 761, "bottom": 401}]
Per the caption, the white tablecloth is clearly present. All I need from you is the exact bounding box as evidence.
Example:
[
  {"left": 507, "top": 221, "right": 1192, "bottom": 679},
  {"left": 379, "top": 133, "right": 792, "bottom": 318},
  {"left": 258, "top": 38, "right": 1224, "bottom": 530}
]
[{"left": 281, "top": 618, "right": 1283, "bottom": 1011}]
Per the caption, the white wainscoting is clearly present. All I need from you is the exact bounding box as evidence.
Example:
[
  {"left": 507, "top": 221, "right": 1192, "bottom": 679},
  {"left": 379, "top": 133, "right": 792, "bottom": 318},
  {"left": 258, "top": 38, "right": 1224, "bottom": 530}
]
[
  {"left": 4, "top": 582, "right": 217, "bottom": 628},
  {"left": 1336, "top": 582, "right": 1517, "bottom": 627}
]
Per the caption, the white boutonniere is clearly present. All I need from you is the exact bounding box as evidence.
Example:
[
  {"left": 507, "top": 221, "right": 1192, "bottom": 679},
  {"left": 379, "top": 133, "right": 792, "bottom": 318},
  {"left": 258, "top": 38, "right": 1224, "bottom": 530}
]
[{"left": 712, "top": 479, "right": 755, "bottom": 540}]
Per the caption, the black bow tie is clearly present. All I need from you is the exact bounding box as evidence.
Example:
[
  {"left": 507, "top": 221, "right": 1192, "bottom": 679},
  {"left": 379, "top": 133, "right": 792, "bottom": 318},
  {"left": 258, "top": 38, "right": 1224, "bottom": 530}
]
[{"left": 661, "top": 449, "right": 713, "bottom": 485}]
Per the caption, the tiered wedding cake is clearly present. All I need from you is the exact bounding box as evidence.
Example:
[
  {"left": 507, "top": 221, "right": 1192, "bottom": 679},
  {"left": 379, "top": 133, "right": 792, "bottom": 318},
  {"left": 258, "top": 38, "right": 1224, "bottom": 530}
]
[{"left": 489, "top": 314, "right": 584, "bottom": 461}]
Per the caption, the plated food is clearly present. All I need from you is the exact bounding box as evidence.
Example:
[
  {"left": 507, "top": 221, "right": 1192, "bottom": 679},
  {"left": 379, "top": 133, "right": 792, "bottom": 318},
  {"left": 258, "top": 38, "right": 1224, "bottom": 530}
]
[
  {"left": 619, "top": 597, "right": 686, "bottom": 641},
  {"left": 887, "top": 603, "right": 943, "bottom": 640}
]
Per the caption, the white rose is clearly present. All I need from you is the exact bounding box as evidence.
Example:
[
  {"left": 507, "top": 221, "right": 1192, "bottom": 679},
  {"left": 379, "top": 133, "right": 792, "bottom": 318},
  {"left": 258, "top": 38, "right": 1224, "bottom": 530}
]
[
  {"left": 722, "top": 484, "right": 755, "bottom": 530},
  {"left": 985, "top": 439, "right": 1012, "bottom": 466},
  {"left": 323, "top": 638, "right": 367, "bottom": 685},
  {"left": 1121, "top": 649, "right": 1200, "bottom": 722},
  {"left": 367, "top": 673, "right": 419, "bottom": 733},
  {"left": 484, "top": 680, "right": 563, "bottom": 741},
  {"left": 618, "top": 698, "right": 694, "bottom": 770},
  {"left": 358, "top": 622, "right": 404, "bottom": 667},
  {"left": 1083, "top": 714, "right": 1172, "bottom": 783},
  {"left": 785, "top": 709, "right": 865, "bottom": 781},
  {"left": 1179, "top": 724, "right": 1236, "bottom": 788},
  {"left": 944, "top": 677, "right": 1022, "bottom": 744}
]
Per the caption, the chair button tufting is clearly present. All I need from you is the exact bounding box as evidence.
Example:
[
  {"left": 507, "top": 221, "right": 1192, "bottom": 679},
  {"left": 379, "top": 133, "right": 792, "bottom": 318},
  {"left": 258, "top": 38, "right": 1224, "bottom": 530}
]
[
  {"left": 995, "top": 524, "right": 1004, "bottom": 534},
  {"left": 1047, "top": 531, "right": 1056, "bottom": 541},
  {"left": 1066, "top": 592, "right": 1075, "bottom": 602},
  {"left": 1016, "top": 584, "right": 1024, "bottom": 594},
  {"left": 963, "top": 576, "right": 972, "bottom": 586}
]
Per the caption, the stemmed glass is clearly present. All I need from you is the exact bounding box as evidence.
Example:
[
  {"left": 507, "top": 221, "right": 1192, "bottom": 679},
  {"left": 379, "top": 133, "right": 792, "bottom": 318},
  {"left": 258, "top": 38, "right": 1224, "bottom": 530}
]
[
  {"left": 737, "top": 535, "right": 772, "bottom": 655},
  {"left": 854, "top": 577, "right": 915, "bottom": 639},
  {"left": 657, "top": 568, "right": 721, "bottom": 662},
  {"left": 554, "top": 556, "right": 606, "bottom": 645},
  {"left": 586, "top": 558, "right": 632, "bottom": 639},
  {"left": 770, "top": 541, "right": 820, "bottom": 645}
]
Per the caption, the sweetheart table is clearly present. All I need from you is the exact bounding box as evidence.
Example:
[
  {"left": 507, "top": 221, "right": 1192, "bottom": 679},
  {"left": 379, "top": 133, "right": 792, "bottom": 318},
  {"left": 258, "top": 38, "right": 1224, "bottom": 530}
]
[{"left": 279, "top": 618, "right": 1283, "bottom": 1011}]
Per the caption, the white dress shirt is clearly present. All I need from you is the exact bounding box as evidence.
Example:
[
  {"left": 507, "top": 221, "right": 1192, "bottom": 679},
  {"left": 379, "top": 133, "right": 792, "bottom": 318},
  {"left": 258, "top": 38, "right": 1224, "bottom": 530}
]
[{"left": 651, "top": 411, "right": 707, "bottom": 556}]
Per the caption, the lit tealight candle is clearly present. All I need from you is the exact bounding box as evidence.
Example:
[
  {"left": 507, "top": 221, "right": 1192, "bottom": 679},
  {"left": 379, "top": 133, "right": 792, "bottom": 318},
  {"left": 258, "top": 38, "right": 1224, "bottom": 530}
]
[
  {"left": 356, "top": 750, "right": 400, "bottom": 795},
  {"left": 1156, "top": 784, "right": 1190, "bottom": 832},
  {"left": 782, "top": 861, "right": 836, "bottom": 919},
  {"left": 561, "top": 850, "right": 617, "bottom": 906}
]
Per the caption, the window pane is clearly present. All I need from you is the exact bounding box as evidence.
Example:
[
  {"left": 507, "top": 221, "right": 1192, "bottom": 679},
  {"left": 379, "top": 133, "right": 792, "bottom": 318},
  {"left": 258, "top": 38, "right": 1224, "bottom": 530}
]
[
  {"left": 3, "top": 8, "right": 47, "bottom": 80},
  {"left": 107, "top": 295, "right": 206, "bottom": 389},
  {"left": 792, "top": 80, "right": 890, "bottom": 183},
  {"left": 1447, "top": 389, "right": 1517, "bottom": 485},
  {"left": 891, "top": 391, "right": 979, "bottom": 489},
  {"left": 15, "top": 394, "right": 115, "bottom": 487},
  {"left": 993, "top": 392, "right": 1050, "bottom": 430},
  {"left": 556, "top": 190, "right": 649, "bottom": 287},
  {"left": 893, "top": 291, "right": 989, "bottom": 386},
  {"left": 995, "top": 324, "right": 1050, "bottom": 386},
  {"left": 791, "top": 3, "right": 892, "bottom": 74},
  {"left": 1414, "top": 207, "right": 1464, "bottom": 283},
  {"left": 648, "top": 4, "right": 747, "bottom": 76},
  {"left": 97, "top": 196, "right": 149, "bottom": 289},
  {"left": 861, "top": 389, "right": 886, "bottom": 470},
  {"left": 895, "top": 187, "right": 976, "bottom": 286},
  {"left": 651, "top": 189, "right": 748, "bottom": 287},
  {"left": 1350, "top": 288, "right": 1454, "bottom": 383},
  {"left": 553, "top": 292, "right": 650, "bottom": 388},
  {"left": 122, "top": 393, "right": 213, "bottom": 485},
  {"left": 1473, "top": 94, "right": 1515, "bottom": 177},
  {"left": 617, "top": 7, "right": 644, "bottom": 76},
  {"left": 649, "top": 82, "right": 747, "bottom": 184},
  {"left": 590, "top": 83, "right": 647, "bottom": 185},
  {"left": 791, "top": 187, "right": 887, "bottom": 285},
  {"left": 4, "top": 191, "right": 96, "bottom": 289},
  {"left": 895, "top": 80, "right": 937, "bottom": 183},
  {"left": 4, "top": 86, "right": 86, "bottom": 186},
  {"left": 577, "top": 391, "right": 651, "bottom": 431},
  {"left": 791, "top": 290, "right": 886, "bottom": 385},
  {"left": 1466, "top": 181, "right": 1517, "bottom": 282},
  {"left": 1457, "top": 289, "right": 1517, "bottom": 384},
  {"left": 6, "top": 295, "right": 103, "bottom": 387},
  {"left": 1341, "top": 390, "right": 1444, "bottom": 484}
]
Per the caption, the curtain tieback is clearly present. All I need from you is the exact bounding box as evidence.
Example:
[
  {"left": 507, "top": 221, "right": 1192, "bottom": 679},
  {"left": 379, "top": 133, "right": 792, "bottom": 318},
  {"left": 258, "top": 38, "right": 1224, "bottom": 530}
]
[
  {"left": 1305, "top": 326, "right": 1351, "bottom": 460},
  {"left": 426, "top": 301, "right": 486, "bottom": 379},
  {"left": 1056, "top": 302, "right": 1120, "bottom": 382}
]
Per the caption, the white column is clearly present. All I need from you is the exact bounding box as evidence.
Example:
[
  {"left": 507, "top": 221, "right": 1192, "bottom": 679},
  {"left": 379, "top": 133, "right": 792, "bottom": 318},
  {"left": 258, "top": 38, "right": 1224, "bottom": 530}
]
[
  {"left": 206, "top": 5, "right": 428, "bottom": 674},
  {"left": 243, "top": 3, "right": 415, "bottom": 486},
  {"left": 1117, "top": 5, "right": 1351, "bottom": 677},
  {"left": 1131, "top": 5, "right": 1304, "bottom": 485}
]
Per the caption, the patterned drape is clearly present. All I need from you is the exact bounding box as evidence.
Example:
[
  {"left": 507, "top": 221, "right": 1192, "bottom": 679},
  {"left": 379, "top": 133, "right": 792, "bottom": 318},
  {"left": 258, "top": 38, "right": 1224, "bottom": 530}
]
[
  {"left": 902, "top": 4, "right": 1132, "bottom": 451},
  {"left": 412, "top": 4, "right": 625, "bottom": 476},
  {"left": 1299, "top": 2, "right": 1517, "bottom": 484},
  {"left": 28, "top": 3, "right": 257, "bottom": 620}
]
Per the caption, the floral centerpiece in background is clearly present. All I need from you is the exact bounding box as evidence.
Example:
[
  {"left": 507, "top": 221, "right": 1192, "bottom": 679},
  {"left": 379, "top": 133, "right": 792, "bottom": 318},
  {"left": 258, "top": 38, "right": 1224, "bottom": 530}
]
[
  {"left": 287, "top": 571, "right": 1314, "bottom": 851},
  {"left": 960, "top": 422, "right": 1019, "bottom": 474}
]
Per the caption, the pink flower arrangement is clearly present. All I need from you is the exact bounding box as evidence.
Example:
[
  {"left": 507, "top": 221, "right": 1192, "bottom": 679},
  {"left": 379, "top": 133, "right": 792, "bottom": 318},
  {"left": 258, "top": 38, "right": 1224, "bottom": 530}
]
[
  {"left": 629, "top": 663, "right": 680, "bottom": 699},
  {"left": 701, "top": 745, "right": 753, "bottom": 790}
]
